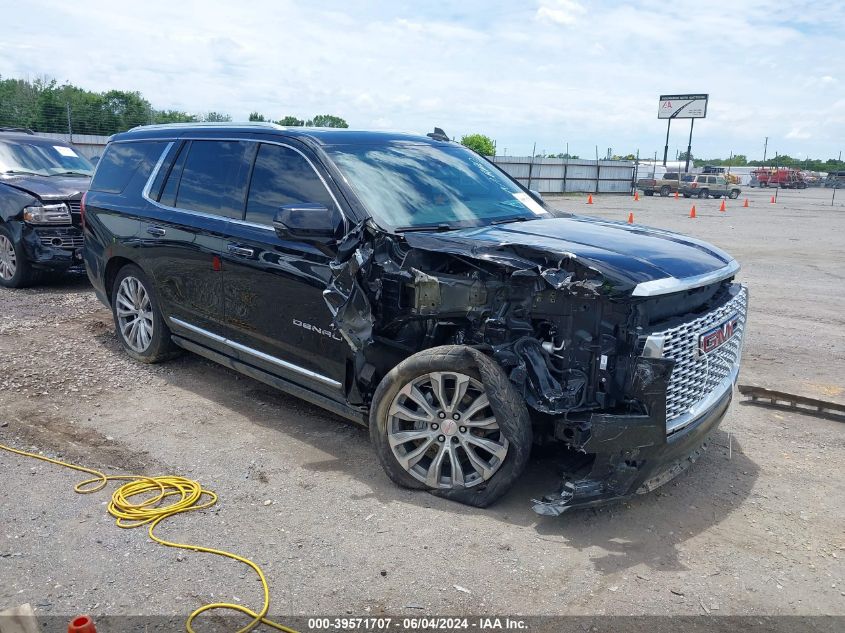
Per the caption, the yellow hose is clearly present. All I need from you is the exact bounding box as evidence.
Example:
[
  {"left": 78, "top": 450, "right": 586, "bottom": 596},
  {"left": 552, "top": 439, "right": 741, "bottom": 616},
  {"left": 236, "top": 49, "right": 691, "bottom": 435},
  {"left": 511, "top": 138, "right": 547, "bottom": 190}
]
[{"left": 0, "top": 441, "right": 298, "bottom": 633}]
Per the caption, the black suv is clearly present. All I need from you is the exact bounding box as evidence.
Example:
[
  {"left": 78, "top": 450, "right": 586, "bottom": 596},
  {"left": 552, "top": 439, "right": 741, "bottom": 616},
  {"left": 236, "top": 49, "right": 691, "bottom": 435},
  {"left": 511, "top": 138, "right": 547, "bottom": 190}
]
[
  {"left": 84, "top": 123, "right": 747, "bottom": 514},
  {"left": 0, "top": 129, "right": 93, "bottom": 287}
]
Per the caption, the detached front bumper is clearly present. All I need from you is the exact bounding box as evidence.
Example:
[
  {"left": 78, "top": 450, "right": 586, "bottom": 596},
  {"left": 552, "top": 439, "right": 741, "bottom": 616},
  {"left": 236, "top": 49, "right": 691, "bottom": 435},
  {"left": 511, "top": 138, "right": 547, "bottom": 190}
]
[{"left": 533, "top": 363, "right": 735, "bottom": 516}]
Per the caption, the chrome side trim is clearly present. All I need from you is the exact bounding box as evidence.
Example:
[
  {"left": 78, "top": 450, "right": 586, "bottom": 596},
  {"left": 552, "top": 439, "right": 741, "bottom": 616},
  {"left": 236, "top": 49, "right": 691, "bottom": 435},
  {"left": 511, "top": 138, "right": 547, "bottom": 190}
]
[
  {"left": 632, "top": 259, "right": 741, "bottom": 297},
  {"left": 169, "top": 317, "right": 342, "bottom": 390},
  {"left": 139, "top": 137, "right": 345, "bottom": 231},
  {"left": 141, "top": 141, "right": 175, "bottom": 200}
]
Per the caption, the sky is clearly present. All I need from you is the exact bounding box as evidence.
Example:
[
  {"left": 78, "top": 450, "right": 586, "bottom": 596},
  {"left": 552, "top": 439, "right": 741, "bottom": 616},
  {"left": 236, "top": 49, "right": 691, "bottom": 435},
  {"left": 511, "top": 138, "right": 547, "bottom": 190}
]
[{"left": 2, "top": 0, "right": 843, "bottom": 159}]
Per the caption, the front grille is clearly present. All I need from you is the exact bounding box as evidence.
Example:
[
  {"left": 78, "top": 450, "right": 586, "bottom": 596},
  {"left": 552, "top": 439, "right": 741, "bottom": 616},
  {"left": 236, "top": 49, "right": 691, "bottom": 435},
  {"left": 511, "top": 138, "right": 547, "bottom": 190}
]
[
  {"left": 37, "top": 226, "right": 84, "bottom": 249},
  {"left": 653, "top": 286, "right": 748, "bottom": 433},
  {"left": 66, "top": 200, "right": 82, "bottom": 227}
]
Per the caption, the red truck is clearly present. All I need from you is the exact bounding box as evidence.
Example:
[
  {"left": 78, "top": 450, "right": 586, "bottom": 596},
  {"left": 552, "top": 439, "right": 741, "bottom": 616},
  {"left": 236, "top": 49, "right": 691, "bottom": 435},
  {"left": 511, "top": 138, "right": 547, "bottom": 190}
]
[{"left": 750, "top": 168, "right": 807, "bottom": 189}]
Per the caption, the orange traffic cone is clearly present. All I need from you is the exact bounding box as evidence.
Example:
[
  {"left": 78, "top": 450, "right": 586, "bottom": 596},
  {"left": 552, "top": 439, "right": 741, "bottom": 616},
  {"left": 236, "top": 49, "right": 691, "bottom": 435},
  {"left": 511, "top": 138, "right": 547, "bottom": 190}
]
[
  {"left": 770, "top": 195, "right": 776, "bottom": 204},
  {"left": 587, "top": 194, "right": 593, "bottom": 204},
  {"left": 674, "top": 190, "right": 679, "bottom": 199},
  {"left": 68, "top": 615, "right": 96, "bottom": 633},
  {"left": 634, "top": 191, "right": 640, "bottom": 201},
  {"left": 627, "top": 212, "right": 634, "bottom": 224},
  {"left": 689, "top": 205, "right": 696, "bottom": 219},
  {"left": 719, "top": 199, "right": 726, "bottom": 212},
  {"left": 743, "top": 198, "right": 749, "bottom": 208}
]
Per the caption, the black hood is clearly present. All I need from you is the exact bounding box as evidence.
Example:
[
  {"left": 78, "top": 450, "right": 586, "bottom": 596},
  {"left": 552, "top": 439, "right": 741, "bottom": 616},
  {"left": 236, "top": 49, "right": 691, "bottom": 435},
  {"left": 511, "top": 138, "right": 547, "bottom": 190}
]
[
  {"left": 402, "top": 215, "right": 738, "bottom": 297},
  {"left": 0, "top": 174, "right": 89, "bottom": 202}
]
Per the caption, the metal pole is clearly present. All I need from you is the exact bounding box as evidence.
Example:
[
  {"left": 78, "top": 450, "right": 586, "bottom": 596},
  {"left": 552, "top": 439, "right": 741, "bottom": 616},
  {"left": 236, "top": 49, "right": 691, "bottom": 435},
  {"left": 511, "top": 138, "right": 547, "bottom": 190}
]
[
  {"left": 527, "top": 142, "right": 536, "bottom": 190},
  {"left": 684, "top": 119, "right": 694, "bottom": 173},
  {"left": 595, "top": 145, "right": 600, "bottom": 194},
  {"left": 662, "top": 117, "right": 672, "bottom": 166},
  {"left": 563, "top": 141, "right": 569, "bottom": 193},
  {"left": 775, "top": 152, "right": 779, "bottom": 202},
  {"left": 66, "top": 102, "right": 72, "bottom": 142},
  {"left": 763, "top": 137, "right": 768, "bottom": 165}
]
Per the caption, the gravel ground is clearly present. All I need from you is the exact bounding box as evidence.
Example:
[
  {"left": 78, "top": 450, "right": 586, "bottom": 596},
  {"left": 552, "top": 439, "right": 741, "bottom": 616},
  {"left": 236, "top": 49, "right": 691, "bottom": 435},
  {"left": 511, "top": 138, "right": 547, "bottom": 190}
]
[{"left": 0, "top": 186, "right": 843, "bottom": 623}]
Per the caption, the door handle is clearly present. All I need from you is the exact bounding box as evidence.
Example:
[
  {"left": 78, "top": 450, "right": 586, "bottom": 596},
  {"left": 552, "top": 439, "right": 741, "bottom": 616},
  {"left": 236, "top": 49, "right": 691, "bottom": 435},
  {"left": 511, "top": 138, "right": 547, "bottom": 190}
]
[
  {"left": 227, "top": 244, "right": 255, "bottom": 258},
  {"left": 146, "top": 226, "right": 166, "bottom": 237}
]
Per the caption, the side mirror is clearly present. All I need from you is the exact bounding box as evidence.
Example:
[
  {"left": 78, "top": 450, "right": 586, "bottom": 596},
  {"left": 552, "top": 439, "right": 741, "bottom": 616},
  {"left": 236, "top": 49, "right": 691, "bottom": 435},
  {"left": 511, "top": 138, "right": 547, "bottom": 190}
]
[
  {"left": 529, "top": 189, "right": 544, "bottom": 202},
  {"left": 273, "top": 203, "right": 343, "bottom": 245}
]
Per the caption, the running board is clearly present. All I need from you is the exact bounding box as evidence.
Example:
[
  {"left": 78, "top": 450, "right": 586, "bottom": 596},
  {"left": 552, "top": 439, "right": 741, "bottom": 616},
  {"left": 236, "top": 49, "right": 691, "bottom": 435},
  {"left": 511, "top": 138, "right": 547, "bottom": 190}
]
[{"left": 738, "top": 385, "right": 845, "bottom": 422}]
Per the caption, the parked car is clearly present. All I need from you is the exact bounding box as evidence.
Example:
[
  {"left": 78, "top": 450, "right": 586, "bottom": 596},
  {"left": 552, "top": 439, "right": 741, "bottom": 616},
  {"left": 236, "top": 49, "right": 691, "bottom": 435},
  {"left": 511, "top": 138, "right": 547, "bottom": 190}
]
[
  {"left": 636, "top": 172, "right": 694, "bottom": 197},
  {"left": 681, "top": 174, "right": 742, "bottom": 199},
  {"left": 0, "top": 128, "right": 92, "bottom": 287},
  {"left": 83, "top": 123, "right": 747, "bottom": 515},
  {"left": 824, "top": 171, "right": 845, "bottom": 188}
]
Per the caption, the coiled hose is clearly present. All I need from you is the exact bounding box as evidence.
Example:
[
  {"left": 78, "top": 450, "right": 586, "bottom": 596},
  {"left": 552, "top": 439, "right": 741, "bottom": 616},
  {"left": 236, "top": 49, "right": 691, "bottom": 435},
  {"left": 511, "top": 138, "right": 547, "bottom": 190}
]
[{"left": 0, "top": 441, "right": 298, "bottom": 633}]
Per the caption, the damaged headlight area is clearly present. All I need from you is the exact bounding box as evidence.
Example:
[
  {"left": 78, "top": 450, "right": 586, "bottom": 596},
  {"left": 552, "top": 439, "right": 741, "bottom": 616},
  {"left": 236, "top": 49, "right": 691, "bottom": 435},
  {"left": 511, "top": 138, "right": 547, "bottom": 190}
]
[{"left": 321, "top": 219, "right": 747, "bottom": 514}]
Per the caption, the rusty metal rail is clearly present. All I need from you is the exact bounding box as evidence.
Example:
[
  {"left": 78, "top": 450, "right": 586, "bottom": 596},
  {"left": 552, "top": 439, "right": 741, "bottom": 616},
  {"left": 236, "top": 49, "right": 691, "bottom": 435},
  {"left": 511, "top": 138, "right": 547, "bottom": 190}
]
[{"left": 738, "top": 385, "right": 845, "bottom": 422}]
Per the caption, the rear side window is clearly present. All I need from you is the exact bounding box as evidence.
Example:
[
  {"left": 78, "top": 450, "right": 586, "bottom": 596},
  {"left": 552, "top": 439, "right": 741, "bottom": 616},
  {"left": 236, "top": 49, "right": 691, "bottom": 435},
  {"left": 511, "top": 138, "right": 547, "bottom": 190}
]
[
  {"left": 170, "top": 141, "right": 254, "bottom": 219},
  {"left": 90, "top": 141, "right": 166, "bottom": 194},
  {"left": 245, "top": 143, "right": 335, "bottom": 225}
]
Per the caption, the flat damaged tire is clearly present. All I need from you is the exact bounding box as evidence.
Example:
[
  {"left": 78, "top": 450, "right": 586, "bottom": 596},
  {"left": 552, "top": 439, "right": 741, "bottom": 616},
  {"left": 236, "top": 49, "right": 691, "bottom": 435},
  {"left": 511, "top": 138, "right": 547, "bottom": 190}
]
[{"left": 369, "top": 345, "right": 532, "bottom": 508}]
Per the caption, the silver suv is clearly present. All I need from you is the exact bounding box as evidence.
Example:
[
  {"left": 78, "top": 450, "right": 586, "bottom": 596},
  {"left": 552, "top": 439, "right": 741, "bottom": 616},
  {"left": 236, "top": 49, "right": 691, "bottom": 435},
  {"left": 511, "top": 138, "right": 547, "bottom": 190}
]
[{"left": 681, "top": 174, "right": 741, "bottom": 199}]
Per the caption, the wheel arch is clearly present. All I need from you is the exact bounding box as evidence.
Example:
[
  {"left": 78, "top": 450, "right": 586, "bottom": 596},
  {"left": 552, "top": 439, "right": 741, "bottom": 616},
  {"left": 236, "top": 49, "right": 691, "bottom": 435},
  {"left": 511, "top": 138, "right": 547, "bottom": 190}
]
[{"left": 103, "top": 255, "right": 137, "bottom": 304}]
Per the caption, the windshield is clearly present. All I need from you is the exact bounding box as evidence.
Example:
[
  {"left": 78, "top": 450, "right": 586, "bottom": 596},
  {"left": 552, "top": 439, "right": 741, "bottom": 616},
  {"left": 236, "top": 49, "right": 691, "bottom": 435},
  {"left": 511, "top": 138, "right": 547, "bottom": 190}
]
[
  {"left": 0, "top": 140, "right": 94, "bottom": 177},
  {"left": 326, "top": 142, "right": 547, "bottom": 230}
]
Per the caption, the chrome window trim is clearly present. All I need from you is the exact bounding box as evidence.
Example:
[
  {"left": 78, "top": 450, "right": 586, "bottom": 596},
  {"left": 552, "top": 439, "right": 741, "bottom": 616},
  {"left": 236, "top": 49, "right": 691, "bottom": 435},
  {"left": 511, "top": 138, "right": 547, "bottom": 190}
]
[
  {"left": 169, "top": 317, "right": 342, "bottom": 390},
  {"left": 631, "top": 259, "right": 740, "bottom": 297},
  {"left": 140, "top": 137, "right": 344, "bottom": 231}
]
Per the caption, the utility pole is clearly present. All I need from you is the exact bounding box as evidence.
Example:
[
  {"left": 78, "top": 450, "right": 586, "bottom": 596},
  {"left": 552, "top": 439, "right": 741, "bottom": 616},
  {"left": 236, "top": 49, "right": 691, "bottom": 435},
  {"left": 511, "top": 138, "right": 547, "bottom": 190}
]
[
  {"left": 684, "top": 119, "right": 695, "bottom": 173},
  {"left": 763, "top": 136, "right": 768, "bottom": 165},
  {"left": 66, "top": 102, "right": 73, "bottom": 142}
]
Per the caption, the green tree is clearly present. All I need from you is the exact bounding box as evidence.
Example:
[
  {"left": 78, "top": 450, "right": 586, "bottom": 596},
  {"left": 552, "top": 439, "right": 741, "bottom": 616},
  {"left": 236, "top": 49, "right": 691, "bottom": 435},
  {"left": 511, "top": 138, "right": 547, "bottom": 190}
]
[
  {"left": 276, "top": 115, "right": 305, "bottom": 126},
  {"left": 248, "top": 112, "right": 266, "bottom": 121},
  {"left": 306, "top": 114, "right": 349, "bottom": 128},
  {"left": 202, "top": 111, "right": 232, "bottom": 122},
  {"left": 460, "top": 133, "right": 495, "bottom": 156}
]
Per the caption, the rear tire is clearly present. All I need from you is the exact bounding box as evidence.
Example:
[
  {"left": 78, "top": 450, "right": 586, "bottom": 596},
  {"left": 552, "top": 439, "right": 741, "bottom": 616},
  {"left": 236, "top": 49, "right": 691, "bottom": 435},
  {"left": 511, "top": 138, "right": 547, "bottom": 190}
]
[
  {"left": 0, "top": 225, "right": 39, "bottom": 289},
  {"left": 369, "top": 345, "right": 532, "bottom": 508},
  {"left": 698, "top": 189, "right": 709, "bottom": 199},
  {"left": 660, "top": 186, "right": 670, "bottom": 197},
  {"left": 111, "top": 264, "right": 180, "bottom": 363},
  {"left": 729, "top": 189, "right": 740, "bottom": 199}
]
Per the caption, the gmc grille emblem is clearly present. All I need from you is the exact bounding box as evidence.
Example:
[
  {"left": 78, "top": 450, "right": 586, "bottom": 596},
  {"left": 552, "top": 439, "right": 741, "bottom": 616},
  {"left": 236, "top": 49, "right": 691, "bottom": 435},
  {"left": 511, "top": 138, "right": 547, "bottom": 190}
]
[{"left": 698, "top": 314, "right": 739, "bottom": 356}]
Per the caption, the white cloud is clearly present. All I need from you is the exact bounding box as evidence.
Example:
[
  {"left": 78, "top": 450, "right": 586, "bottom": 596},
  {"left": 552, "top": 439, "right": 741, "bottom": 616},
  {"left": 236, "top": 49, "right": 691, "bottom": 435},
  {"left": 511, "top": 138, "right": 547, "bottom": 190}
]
[
  {"left": 0, "top": 0, "right": 843, "bottom": 159},
  {"left": 536, "top": 0, "right": 586, "bottom": 26}
]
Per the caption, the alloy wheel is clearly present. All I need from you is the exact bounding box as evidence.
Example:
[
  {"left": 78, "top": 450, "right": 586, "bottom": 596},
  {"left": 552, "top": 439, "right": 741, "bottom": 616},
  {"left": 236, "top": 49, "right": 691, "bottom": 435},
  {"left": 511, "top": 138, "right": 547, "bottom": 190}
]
[
  {"left": 0, "top": 235, "right": 16, "bottom": 280},
  {"left": 387, "top": 371, "right": 508, "bottom": 489},
  {"left": 115, "top": 276, "right": 154, "bottom": 352}
]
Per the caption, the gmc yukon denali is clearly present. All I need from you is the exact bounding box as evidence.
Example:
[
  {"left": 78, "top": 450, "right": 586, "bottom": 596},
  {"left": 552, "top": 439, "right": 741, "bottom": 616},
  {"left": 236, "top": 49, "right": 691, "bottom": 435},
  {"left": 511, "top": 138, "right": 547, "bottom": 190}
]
[{"left": 83, "top": 123, "right": 747, "bottom": 515}]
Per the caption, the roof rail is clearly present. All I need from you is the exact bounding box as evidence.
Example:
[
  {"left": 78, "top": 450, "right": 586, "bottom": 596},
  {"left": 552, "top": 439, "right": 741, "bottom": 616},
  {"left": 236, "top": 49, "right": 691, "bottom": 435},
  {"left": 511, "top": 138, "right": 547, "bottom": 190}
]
[
  {"left": 0, "top": 126, "right": 35, "bottom": 134},
  {"left": 128, "top": 121, "right": 285, "bottom": 132}
]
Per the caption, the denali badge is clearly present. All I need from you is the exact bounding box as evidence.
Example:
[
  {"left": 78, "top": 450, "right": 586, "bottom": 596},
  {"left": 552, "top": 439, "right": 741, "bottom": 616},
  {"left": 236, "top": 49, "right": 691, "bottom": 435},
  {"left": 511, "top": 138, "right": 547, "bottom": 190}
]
[
  {"left": 698, "top": 314, "right": 739, "bottom": 356},
  {"left": 292, "top": 318, "right": 343, "bottom": 341}
]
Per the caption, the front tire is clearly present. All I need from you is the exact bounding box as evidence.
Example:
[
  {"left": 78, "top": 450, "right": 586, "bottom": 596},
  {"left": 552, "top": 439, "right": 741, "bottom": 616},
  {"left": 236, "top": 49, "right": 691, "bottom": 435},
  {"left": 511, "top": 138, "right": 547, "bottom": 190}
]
[
  {"left": 0, "top": 225, "right": 38, "bottom": 289},
  {"left": 111, "top": 264, "right": 180, "bottom": 363},
  {"left": 698, "top": 189, "right": 709, "bottom": 199},
  {"left": 729, "top": 189, "right": 740, "bottom": 199},
  {"left": 370, "top": 345, "right": 532, "bottom": 508},
  {"left": 660, "top": 185, "right": 671, "bottom": 197}
]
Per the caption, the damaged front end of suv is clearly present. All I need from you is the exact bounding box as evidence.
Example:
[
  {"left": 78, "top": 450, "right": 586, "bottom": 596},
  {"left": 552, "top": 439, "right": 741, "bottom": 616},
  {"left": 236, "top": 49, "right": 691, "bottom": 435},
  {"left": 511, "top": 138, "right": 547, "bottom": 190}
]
[{"left": 308, "top": 134, "right": 747, "bottom": 515}]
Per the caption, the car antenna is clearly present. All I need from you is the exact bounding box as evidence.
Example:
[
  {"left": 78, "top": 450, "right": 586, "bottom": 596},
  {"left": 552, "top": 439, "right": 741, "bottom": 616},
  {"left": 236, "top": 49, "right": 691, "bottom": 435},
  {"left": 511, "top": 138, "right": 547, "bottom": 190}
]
[{"left": 427, "top": 127, "right": 450, "bottom": 142}]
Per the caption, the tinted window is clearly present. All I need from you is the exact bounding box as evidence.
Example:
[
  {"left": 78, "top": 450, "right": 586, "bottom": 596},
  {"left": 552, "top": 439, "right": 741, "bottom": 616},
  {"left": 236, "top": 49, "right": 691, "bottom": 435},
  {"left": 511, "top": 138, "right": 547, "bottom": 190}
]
[
  {"left": 174, "top": 141, "right": 254, "bottom": 219},
  {"left": 157, "top": 142, "right": 189, "bottom": 207},
  {"left": 245, "top": 144, "right": 334, "bottom": 225},
  {"left": 90, "top": 141, "right": 165, "bottom": 194}
]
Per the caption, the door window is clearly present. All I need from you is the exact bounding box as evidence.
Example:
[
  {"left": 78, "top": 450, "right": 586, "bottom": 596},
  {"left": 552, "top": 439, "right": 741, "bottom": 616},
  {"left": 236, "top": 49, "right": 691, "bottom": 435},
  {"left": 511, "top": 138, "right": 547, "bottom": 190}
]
[
  {"left": 170, "top": 141, "right": 255, "bottom": 219},
  {"left": 245, "top": 143, "right": 335, "bottom": 225}
]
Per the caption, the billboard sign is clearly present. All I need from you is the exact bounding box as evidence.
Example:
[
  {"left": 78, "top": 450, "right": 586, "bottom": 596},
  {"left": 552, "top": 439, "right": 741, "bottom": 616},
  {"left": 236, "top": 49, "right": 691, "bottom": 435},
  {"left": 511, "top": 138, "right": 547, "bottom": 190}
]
[{"left": 658, "top": 94, "right": 708, "bottom": 119}]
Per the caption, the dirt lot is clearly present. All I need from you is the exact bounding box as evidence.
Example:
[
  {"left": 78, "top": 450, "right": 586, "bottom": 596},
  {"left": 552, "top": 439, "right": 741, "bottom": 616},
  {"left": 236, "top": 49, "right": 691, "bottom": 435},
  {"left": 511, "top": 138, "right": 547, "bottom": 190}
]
[{"left": 1, "top": 186, "right": 843, "bottom": 622}]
